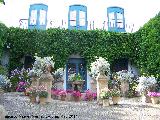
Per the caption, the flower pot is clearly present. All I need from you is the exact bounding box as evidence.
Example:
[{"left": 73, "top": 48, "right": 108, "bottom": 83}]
[
  {"left": 112, "top": 96, "right": 120, "bottom": 105},
  {"left": 142, "top": 95, "right": 152, "bottom": 103},
  {"left": 60, "top": 95, "right": 66, "bottom": 101},
  {"left": 24, "top": 91, "right": 29, "bottom": 96},
  {"left": 102, "top": 99, "right": 110, "bottom": 106},
  {"left": 120, "top": 81, "right": 129, "bottom": 97},
  {"left": 66, "top": 93, "right": 74, "bottom": 101},
  {"left": 88, "top": 96, "right": 93, "bottom": 101},
  {"left": 151, "top": 97, "right": 159, "bottom": 104},
  {"left": 73, "top": 96, "right": 81, "bottom": 102},
  {"left": 29, "top": 96, "right": 36, "bottom": 103},
  {"left": 39, "top": 97, "right": 47, "bottom": 105}
]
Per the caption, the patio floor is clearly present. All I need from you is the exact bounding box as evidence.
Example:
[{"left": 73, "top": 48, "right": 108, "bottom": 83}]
[{"left": 0, "top": 92, "right": 160, "bottom": 120}]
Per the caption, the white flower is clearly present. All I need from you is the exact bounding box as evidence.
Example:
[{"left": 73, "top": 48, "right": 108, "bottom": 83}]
[
  {"left": 29, "top": 55, "right": 55, "bottom": 78},
  {"left": 116, "top": 70, "right": 133, "bottom": 82},
  {"left": 136, "top": 76, "right": 157, "bottom": 93},
  {"left": 53, "top": 68, "right": 64, "bottom": 79},
  {"left": 90, "top": 57, "right": 110, "bottom": 79}
]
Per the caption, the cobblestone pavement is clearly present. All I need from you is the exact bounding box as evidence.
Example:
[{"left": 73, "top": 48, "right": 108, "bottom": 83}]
[{"left": 0, "top": 92, "right": 160, "bottom": 120}]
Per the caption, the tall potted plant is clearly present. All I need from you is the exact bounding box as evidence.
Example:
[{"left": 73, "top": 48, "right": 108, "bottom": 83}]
[
  {"left": 136, "top": 75, "right": 157, "bottom": 103},
  {"left": 110, "top": 89, "right": 121, "bottom": 105},
  {"left": 147, "top": 92, "right": 160, "bottom": 104},
  {"left": 26, "top": 86, "right": 37, "bottom": 103},
  {"left": 37, "top": 86, "right": 48, "bottom": 104},
  {"left": 100, "top": 91, "right": 111, "bottom": 106},
  {"left": 72, "top": 91, "right": 82, "bottom": 102},
  {"left": 59, "top": 90, "right": 67, "bottom": 101}
]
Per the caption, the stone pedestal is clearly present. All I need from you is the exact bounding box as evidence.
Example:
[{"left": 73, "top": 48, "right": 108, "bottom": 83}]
[
  {"left": 39, "top": 73, "right": 53, "bottom": 103},
  {"left": 96, "top": 73, "right": 109, "bottom": 103},
  {"left": 120, "top": 81, "right": 129, "bottom": 97},
  {"left": 31, "top": 77, "right": 39, "bottom": 88},
  {"left": 90, "top": 80, "right": 97, "bottom": 93}
]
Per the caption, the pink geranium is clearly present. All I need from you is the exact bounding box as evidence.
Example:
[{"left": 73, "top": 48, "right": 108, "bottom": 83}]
[
  {"left": 147, "top": 92, "right": 160, "bottom": 97},
  {"left": 72, "top": 91, "right": 82, "bottom": 97},
  {"left": 59, "top": 90, "right": 67, "bottom": 96}
]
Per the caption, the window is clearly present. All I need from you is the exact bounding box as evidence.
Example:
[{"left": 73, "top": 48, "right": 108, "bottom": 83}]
[
  {"left": 70, "top": 11, "right": 76, "bottom": 26},
  {"left": 117, "top": 12, "right": 123, "bottom": 28},
  {"left": 30, "top": 10, "right": 37, "bottom": 25},
  {"left": 79, "top": 11, "right": 85, "bottom": 26},
  {"left": 109, "top": 12, "right": 115, "bottom": 27},
  {"left": 39, "top": 10, "right": 46, "bottom": 25}
]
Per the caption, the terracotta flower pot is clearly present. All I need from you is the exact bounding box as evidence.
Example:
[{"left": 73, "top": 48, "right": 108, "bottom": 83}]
[
  {"left": 24, "top": 91, "right": 29, "bottom": 96},
  {"left": 102, "top": 99, "right": 110, "bottom": 106},
  {"left": 142, "top": 95, "right": 152, "bottom": 103},
  {"left": 60, "top": 95, "right": 66, "bottom": 101},
  {"left": 39, "top": 97, "right": 47, "bottom": 105},
  {"left": 112, "top": 96, "right": 120, "bottom": 105},
  {"left": 29, "top": 96, "right": 36, "bottom": 103},
  {"left": 151, "top": 97, "right": 159, "bottom": 104},
  {"left": 88, "top": 96, "right": 93, "bottom": 101},
  {"left": 74, "top": 96, "right": 81, "bottom": 102}
]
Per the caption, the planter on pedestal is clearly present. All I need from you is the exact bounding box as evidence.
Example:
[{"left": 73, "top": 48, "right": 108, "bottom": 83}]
[
  {"left": 120, "top": 81, "right": 129, "bottom": 97},
  {"left": 96, "top": 73, "right": 109, "bottom": 103},
  {"left": 39, "top": 68, "right": 53, "bottom": 103},
  {"left": 72, "top": 80, "right": 85, "bottom": 92}
]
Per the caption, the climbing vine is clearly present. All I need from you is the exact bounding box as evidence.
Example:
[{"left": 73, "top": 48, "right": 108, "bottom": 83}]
[
  {"left": 0, "top": 12, "right": 160, "bottom": 79},
  {"left": 2, "top": 28, "right": 135, "bottom": 71}
]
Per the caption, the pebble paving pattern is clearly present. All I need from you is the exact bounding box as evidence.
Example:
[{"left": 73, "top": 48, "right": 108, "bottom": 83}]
[{"left": 0, "top": 92, "right": 160, "bottom": 120}]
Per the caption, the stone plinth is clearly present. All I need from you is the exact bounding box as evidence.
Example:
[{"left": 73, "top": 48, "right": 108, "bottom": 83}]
[
  {"left": 39, "top": 72, "right": 53, "bottom": 103},
  {"left": 90, "top": 80, "right": 97, "bottom": 93},
  {"left": 96, "top": 73, "right": 109, "bottom": 103},
  {"left": 120, "top": 81, "right": 129, "bottom": 97},
  {"left": 30, "top": 77, "right": 39, "bottom": 88}
]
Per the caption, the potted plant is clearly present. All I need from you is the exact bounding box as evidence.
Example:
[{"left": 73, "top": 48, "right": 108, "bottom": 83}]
[
  {"left": 59, "top": 90, "right": 67, "bottom": 101},
  {"left": 72, "top": 90, "right": 82, "bottom": 102},
  {"left": 26, "top": 86, "right": 37, "bottom": 103},
  {"left": 69, "top": 73, "right": 84, "bottom": 92},
  {"left": 110, "top": 89, "right": 121, "bottom": 105},
  {"left": 99, "top": 91, "right": 111, "bottom": 106},
  {"left": 37, "top": 86, "right": 48, "bottom": 104},
  {"left": 51, "top": 89, "right": 60, "bottom": 100},
  {"left": 66, "top": 89, "right": 74, "bottom": 101},
  {"left": 136, "top": 75, "right": 157, "bottom": 103},
  {"left": 90, "top": 57, "right": 110, "bottom": 77},
  {"left": 115, "top": 70, "right": 134, "bottom": 97},
  {"left": 84, "top": 90, "right": 94, "bottom": 101},
  {"left": 147, "top": 92, "right": 160, "bottom": 104}
]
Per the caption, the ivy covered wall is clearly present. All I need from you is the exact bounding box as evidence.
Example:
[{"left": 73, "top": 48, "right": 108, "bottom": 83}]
[
  {"left": 4, "top": 28, "right": 135, "bottom": 71},
  {"left": 0, "top": 13, "right": 160, "bottom": 78}
]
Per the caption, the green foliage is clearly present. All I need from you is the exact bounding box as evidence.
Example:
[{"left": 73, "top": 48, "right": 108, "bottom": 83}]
[
  {"left": 110, "top": 89, "right": 121, "bottom": 97},
  {"left": 100, "top": 91, "right": 111, "bottom": 99},
  {"left": 0, "top": 13, "right": 160, "bottom": 81},
  {"left": 39, "top": 91, "right": 48, "bottom": 98},
  {"left": 0, "top": 23, "right": 8, "bottom": 57},
  {"left": 3, "top": 27, "right": 135, "bottom": 71},
  {"left": 136, "top": 13, "right": 160, "bottom": 78},
  {"left": 0, "top": 65, "right": 8, "bottom": 75},
  {"left": 126, "top": 80, "right": 139, "bottom": 98}
]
